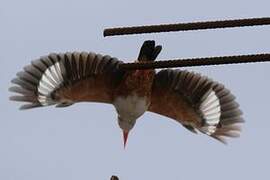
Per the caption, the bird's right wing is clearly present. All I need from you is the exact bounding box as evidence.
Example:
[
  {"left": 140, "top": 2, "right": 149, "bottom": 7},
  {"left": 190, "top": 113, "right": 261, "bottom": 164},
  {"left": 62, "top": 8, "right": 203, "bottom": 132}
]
[
  {"left": 148, "top": 69, "right": 244, "bottom": 143},
  {"left": 9, "top": 52, "right": 125, "bottom": 109}
]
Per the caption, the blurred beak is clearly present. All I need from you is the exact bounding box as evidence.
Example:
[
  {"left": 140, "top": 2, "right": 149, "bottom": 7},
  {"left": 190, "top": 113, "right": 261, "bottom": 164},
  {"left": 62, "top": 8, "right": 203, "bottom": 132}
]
[{"left": 123, "top": 130, "right": 129, "bottom": 148}]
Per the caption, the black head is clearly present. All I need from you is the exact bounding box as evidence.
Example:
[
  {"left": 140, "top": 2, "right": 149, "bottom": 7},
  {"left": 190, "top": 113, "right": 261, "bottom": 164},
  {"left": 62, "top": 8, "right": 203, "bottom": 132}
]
[{"left": 137, "top": 40, "right": 162, "bottom": 62}]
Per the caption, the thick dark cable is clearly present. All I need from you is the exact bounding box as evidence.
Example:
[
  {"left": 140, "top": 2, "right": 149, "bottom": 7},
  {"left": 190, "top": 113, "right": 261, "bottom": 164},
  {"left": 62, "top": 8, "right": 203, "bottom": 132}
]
[
  {"left": 104, "top": 17, "right": 270, "bottom": 37},
  {"left": 119, "top": 54, "right": 270, "bottom": 70}
]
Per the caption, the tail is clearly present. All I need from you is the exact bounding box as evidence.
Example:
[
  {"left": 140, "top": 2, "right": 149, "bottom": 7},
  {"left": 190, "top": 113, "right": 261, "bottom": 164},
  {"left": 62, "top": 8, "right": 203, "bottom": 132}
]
[{"left": 138, "top": 40, "right": 162, "bottom": 61}]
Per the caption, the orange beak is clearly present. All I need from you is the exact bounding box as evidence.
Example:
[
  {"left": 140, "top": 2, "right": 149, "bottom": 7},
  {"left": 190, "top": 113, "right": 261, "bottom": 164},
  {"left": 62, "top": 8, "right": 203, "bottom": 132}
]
[{"left": 123, "top": 131, "right": 129, "bottom": 148}]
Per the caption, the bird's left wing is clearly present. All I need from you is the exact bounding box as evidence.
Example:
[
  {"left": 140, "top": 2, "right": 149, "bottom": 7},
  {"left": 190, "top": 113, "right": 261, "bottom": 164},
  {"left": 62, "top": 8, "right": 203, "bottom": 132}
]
[
  {"left": 148, "top": 69, "right": 244, "bottom": 143},
  {"left": 10, "top": 52, "right": 125, "bottom": 109}
]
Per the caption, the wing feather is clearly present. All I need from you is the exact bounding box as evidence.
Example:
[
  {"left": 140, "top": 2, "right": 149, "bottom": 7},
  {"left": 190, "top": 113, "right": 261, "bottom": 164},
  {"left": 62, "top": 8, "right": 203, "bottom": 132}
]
[
  {"left": 10, "top": 52, "right": 125, "bottom": 109},
  {"left": 149, "top": 69, "right": 244, "bottom": 143}
]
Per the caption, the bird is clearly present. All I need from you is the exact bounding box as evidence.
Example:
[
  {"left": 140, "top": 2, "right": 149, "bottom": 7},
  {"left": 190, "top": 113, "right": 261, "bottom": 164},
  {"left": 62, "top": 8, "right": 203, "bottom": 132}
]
[
  {"left": 111, "top": 175, "right": 119, "bottom": 180},
  {"left": 9, "top": 40, "right": 243, "bottom": 146}
]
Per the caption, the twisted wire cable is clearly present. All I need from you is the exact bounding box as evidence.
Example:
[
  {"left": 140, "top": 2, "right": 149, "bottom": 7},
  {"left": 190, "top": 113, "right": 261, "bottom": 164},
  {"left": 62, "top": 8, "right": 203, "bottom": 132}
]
[
  {"left": 104, "top": 17, "right": 270, "bottom": 37},
  {"left": 119, "top": 54, "right": 270, "bottom": 70}
]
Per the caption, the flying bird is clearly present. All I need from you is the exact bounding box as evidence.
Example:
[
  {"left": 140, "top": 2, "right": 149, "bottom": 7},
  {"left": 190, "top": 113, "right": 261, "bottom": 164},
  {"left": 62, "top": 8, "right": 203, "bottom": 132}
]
[{"left": 9, "top": 40, "right": 243, "bottom": 146}]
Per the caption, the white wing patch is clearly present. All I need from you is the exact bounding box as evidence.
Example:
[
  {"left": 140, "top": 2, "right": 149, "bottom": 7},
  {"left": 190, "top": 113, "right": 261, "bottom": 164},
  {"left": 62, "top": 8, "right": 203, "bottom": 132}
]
[
  {"left": 38, "top": 62, "right": 63, "bottom": 105},
  {"left": 199, "top": 90, "right": 221, "bottom": 135}
]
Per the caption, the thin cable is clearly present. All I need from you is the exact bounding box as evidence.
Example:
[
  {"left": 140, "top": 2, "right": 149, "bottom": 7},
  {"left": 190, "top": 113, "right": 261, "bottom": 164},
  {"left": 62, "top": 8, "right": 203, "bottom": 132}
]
[
  {"left": 119, "top": 54, "right": 270, "bottom": 70},
  {"left": 104, "top": 17, "right": 270, "bottom": 37}
]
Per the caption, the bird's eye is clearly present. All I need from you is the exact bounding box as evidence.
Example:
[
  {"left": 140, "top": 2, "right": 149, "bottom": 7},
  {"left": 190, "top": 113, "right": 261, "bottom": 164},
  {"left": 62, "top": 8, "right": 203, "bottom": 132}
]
[{"left": 128, "top": 119, "right": 133, "bottom": 123}]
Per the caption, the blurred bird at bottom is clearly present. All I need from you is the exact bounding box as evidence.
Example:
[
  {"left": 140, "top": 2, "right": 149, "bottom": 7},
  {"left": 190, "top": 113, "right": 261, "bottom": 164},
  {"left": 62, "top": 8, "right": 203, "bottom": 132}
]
[
  {"left": 111, "top": 175, "right": 119, "bottom": 180},
  {"left": 9, "top": 40, "right": 243, "bottom": 146}
]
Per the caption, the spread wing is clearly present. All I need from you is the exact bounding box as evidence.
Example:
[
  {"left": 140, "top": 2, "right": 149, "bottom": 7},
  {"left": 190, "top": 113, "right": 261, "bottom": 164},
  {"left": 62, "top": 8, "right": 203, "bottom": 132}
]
[
  {"left": 148, "top": 69, "right": 244, "bottom": 143},
  {"left": 9, "top": 52, "right": 125, "bottom": 109}
]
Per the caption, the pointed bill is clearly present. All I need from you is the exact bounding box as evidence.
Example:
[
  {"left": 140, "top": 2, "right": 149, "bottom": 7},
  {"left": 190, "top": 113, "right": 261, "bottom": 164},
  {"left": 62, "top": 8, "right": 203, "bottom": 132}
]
[{"left": 123, "top": 131, "right": 129, "bottom": 148}]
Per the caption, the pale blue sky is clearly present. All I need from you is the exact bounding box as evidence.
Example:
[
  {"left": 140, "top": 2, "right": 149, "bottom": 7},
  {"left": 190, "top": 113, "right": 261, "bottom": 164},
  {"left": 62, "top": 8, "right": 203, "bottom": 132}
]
[{"left": 1, "top": 0, "right": 270, "bottom": 179}]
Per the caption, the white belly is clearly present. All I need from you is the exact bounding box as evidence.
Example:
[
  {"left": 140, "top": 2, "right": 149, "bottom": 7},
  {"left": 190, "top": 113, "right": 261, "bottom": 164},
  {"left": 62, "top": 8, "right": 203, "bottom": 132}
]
[{"left": 113, "top": 94, "right": 149, "bottom": 120}]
